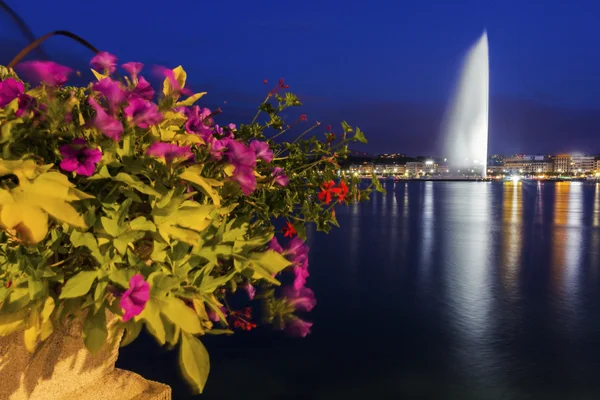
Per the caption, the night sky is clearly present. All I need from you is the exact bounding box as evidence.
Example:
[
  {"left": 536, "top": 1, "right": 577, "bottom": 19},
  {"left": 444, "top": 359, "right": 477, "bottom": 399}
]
[{"left": 1, "top": 0, "right": 600, "bottom": 155}]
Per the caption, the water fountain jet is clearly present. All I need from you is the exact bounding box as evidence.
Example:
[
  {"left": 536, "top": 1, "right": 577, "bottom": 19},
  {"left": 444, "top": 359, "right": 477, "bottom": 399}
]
[{"left": 442, "top": 31, "right": 489, "bottom": 178}]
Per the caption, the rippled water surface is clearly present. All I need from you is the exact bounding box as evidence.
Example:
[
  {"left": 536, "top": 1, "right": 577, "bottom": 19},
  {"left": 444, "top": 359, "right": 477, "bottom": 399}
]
[{"left": 119, "top": 181, "right": 600, "bottom": 400}]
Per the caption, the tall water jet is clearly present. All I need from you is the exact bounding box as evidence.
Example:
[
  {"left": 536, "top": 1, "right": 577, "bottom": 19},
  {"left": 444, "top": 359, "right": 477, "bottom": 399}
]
[{"left": 442, "top": 31, "right": 489, "bottom": 178}]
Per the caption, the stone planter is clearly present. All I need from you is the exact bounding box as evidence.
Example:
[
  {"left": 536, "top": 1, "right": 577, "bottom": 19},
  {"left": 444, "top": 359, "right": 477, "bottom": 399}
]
[{"left": 0, "top": 314, "right": 171, "bottom": 400}]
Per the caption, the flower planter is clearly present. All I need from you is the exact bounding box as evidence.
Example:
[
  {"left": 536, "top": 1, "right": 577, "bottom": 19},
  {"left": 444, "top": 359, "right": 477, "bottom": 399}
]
[{"left": 0, "top": 314, "right": 170, "bottom": 400}]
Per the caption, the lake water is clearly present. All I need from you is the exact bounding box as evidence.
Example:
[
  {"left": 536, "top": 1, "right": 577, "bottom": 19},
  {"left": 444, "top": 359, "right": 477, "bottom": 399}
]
[{"left": 118, "top": 181, "right": 600, "bottom": 400}]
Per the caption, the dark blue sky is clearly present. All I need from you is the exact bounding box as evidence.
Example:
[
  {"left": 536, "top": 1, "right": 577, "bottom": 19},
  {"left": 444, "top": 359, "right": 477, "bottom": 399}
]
[{"left": 2, "top": 0, "right": 600, "bottom": 155}]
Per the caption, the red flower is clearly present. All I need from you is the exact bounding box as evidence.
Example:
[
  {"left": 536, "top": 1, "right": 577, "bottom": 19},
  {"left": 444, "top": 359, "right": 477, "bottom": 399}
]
[
  {"left": 318, "top": 180, "right": 341, "bottom": 204},
  {"left": 278, "top": 78, "right": 290, "bottom": 89},
  {"left": 282, "top": 221, "right": 297, "bottom": 238},
  {"left": 337, "top": 181, "right": 349, "bottom": 203},
  {"left": 263, "top": 79, "right": 268, "bottom": 85},
  {"left": 299, "top": 114, "right": 307, "bottom": 121},
  {"left": 326, "top": 125, "right": 331, "bottom": 132}
]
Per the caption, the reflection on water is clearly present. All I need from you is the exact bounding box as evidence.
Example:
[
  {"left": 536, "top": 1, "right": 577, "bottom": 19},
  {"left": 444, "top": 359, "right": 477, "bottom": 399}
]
[
  {"left": 501, "top": 182, "right": 523, "bottom": 297},
  {"left": 121, "top": 181, "right": 600, "bottom": 400}
]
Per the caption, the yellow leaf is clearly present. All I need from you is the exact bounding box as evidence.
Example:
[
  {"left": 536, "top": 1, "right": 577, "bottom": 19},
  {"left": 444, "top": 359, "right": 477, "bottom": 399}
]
[
  {"left": 141, "top": 298, "right": 166, "bottom": 344},
  {"left": 223, "top": 164, "right": 235, "bottom": 177},
  {"left": 172, "top": 133, "right": 204, "bottom": 145},
  {"left": 179, "top": 333, "right": 210, "bottom": 394},
  {"left": 0, "top": 310, "right": 26, "bottom": 335},
  {"left": 180, "top": 166, "right": 222, "bottom": 206},
  {"left": 1, "top": 118, "right": 23, "bottom": 143},
  {"left": 162, "top": 297, "right": 203, "bottom": 334},
  {"left": 41, "top": 297, "right": 55, "bottom": 322},
  {"left": 25, "top": 194, "right": 86, "bottom": 228},
  {"left": 91, "top": 69, "right": 108, "bottom": 81},
  {"left": 24, "top": 308, "right": 40, "bottom": 352},
  {"left": 0, "top": 202, "right": 49, "bottom": 244},
  {"left": 162, "top": 65, "right": 187, "bottom": 99},
  {"left": 25, "top": 86, "right": 45, "bottom": 99},
  {"left": 175, "top": 92, "right": 207, "bottom": 107}
]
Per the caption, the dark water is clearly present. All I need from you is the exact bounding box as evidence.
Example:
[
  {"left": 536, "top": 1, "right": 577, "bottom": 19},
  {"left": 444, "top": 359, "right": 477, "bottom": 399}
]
[{"left": 118, "top": 181, "right": 600, "bottom": 399}]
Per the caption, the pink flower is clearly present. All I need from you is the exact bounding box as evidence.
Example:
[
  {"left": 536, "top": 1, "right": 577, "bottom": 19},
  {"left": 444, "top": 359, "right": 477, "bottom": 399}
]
[
  {"left": 184, "top": 106, "right": 213, "bottom": 139},
  {"left": 282, "top": 286, "right": 316, "bottom": 312},
  {"left": 268, "top": 237, "right": 283, "bottom": 253},
  {"left": 120, "top": 274, "right": 150, "bottom": 322},
  {"left": 225, "top": 140, "right": 258, "bottom": 195},
  {"left": 90, "top": 51, "right": 117, "bottom": 74},
  {"left": 59, "top": 138, "right": 102, "bottom": 176},
  {"left": 272, "top": 167, "right": 289, "bottom": 186},
  {"left": 285, "top": 317, "right": 313, "bottom": 337},
  {"left": 124, "top": 97, "right": 163, "bottom": 128},
  {"left": 249, "top": 140, "right": 273, "bottom": 163},
  {"left": 244, "top": 283, "right": 256, "bottom": 300},
  {"left": 88, "top": 97, "right": 124, "bottom": 141},
  {"left": 130, "top": 77, "right": 155, "bottom": 100},
  {"left": 122, "top": 62, "right": 144, "bottom": 83},
  {"left": 209, "top": 137, "right": 228, "bottom": 161},
  {"left": 18, "top": 61, "right": 72, "bottom": 86},
  {"left": 93, "top": 78, "right": 126, "bottom": 114},
  {"left": 207, "top": 306, "right": 228, "bottom": 322},
  {"left": 146, "top": 142, "right": 194, "bottom": 163},
  {"left": 0, "top": 78, "right": 24, "bottom": 107}
]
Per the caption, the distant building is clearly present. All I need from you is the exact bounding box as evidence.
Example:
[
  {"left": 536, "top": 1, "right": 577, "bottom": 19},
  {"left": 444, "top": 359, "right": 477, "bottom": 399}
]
[
  {"left": 405, "top": 162, "right": 424, "bottom": 176},
  {"left": 595, "top": 158, "right": 600, "bottom": 172},
  {"left": 571, "top": 155, "right": 595, "bottom": 173},
  {"left": 504, "top": 155, "right": 552, "bottom": 174},
  {"left": 487, "top": 165, "right": 505, "bottom": 174},
  {"left": 552, "top": 154, "right": 572, "bottom": 173}
]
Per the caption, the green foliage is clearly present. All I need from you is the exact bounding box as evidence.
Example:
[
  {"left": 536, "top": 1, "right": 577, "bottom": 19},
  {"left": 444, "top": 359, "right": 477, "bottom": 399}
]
[{"left": 0, "top": 62, "right": 377, "bottom": 393}]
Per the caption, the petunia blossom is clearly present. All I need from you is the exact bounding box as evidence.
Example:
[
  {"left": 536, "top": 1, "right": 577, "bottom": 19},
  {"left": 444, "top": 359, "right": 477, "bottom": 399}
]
[
  {"left": 268, "top": 237, "right": 283, "bottom": 253},
  {"left": 285, "top": 317, "right": 313, "bottom": 338},
  {"left": 282, "top": 286, "right": 316, "bottom": 312},
  {"left": 90, "top": 51, "right": 117, "bottom": 74},
  {"left": 272, "top": 167, "right": 289, "bottom": 187},
  {"left": 124, "top": 97, "right": 163, "bottom": 128},
  {"left": 130, "top": 77, "right": 155, "bottom": 100},
  {"left": 0, "top": 78, "right": 24, "bottom": 107},
  {"left": 146, "top": 142, "right": 193, "bottom": 163},
  {"left": 88, "top": 97, "right": 124, "bottom": 141},
  {"left": 16, "top": 94, "right": 35, "bottom": 117},
  {"left": 207, "top": 306, "right": 228, "bottom": 322},
  {"left": 292, "top": 265, "right": 310, "bottom": 291},
  {"left": 243, "top": 283, "right": 256, "bottom": 300},
  {"left": 120, "top": 274, "right": 150, "bottom": 322},
  {"left": 225, "top": 140, "right": 257, "bottom": 195},
  {"left": 249, "top": 140, "right": 273, "bottom": 163},
  {"left": 122, "top": 62, "right": 144, "bottom": 83},
  {"left": 93, "top": 78, "right": 126, "bottom": 114},
  {"left": 184, "top": 106, "right": 213, "bottom": 139},
  {"left": 59, "top": 138, "right": 102, "bottom": 176},
  {"left": 18, "top": 61, "right": 72, "bottom": 86}
]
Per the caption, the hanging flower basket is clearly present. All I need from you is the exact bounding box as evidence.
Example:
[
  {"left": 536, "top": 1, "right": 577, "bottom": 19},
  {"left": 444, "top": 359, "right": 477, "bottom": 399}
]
[{"left": 0, "top": 31, "right": 381, "bottom": 397}]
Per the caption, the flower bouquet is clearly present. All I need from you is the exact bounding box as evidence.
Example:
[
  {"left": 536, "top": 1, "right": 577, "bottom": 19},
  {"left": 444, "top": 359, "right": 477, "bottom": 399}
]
[{"left": 0, "top": 46, "right": 381, "bottom": 394}]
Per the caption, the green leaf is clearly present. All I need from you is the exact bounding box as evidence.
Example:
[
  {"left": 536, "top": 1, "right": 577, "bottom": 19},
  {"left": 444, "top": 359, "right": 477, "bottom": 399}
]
[
  {"left": 199, "top": 270, "right": 237, "bottom": 293},
  {"left": 0, "top": 310, "right": 26, "bottom": 335},
  {"left": 113, "top": 173, "right": 162, "bottom": 197},
  {"left": 109, "top": 269, "right": 135, "bottom": 288},
  {"left": 162, "top": 297, "right": 203, "bottom": 334},
  {"left": 101, "top": 217, "right": 120, "bottom": 237},
  {"left": 70, "top": 231, "right": 104, "bottom": 263},
  {"left": 59, "top": 270, "right": 98, "bottom": 298},
  {"left": 141, "top": 298, "right": 166, "bottom": 344},
  {"left": 248, "top": 250, "right": 291, "bottom": 283},
  {"left": 353, "top": 127, "right": 367, "bottom": 143},
  {"left": 180, "top": 166, "right": 222, "bottom": 206},
  {"left": 120, "top": 322, "right": 143, "bottom": 347},
  {"left": 179, "top": 332, "right": 210, "bottom": 394},
  {"left": 129, "top": 216, "right": 156, "bottom": 232},
  {"left": 83, "top": 308, "right": 108, "bottom": 354}
]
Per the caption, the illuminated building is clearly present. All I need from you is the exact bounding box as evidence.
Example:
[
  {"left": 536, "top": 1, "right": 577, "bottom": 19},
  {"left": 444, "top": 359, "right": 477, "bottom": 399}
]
[{"left": 504, "top": 155, "right": 552, "bottom": 174}]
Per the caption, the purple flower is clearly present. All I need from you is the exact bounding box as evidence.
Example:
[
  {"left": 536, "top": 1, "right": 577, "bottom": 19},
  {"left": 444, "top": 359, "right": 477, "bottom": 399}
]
[
  {"left": 119, "top": 274, "right": 150, "bottom": 322},
  {"left": 122, "top": 62, "right": 144, "bottom": 83},
  {"left": 59, "top": 138, "right": 102, "bottom": 176},
  {"left": 249, "top": 140, "right": 273, "bottom": 163},
  {"left": 184, "top": 106, "right": 213, "bottom": 139},
  {"left": 88, "top": 97, "right": 124, "bottom": 141},
  {"left": 282, "top": 286, "right": 316, "bottom": 312},
  {"left": 130, "top": 77, "right": 154, "bottom": 100},
  {"left": 124, "top": 97, "right": 163, "bottom": 128},
  {"left": 18, "top": 61, "right": 72, "bottom": 86},
  {"left": 206, "top": 137, "right": 226, "bottom": 161},
  {"left": 285, "top": 238, "right": 310, "bottom": 290},
  {"left": 90, "top": 51, "right": 117, "bottom": 74},
  {"left": 272, "top": 167, "right": 289, "bottom": 186},
  {"left": 93, "top": 78, "right": 126, "bottom": 114},
  {"left": 268, "top": 237, "right": 283, "bottom": 253},
  {"left": 207, "top": 306, "right": 228, "bottom": 322},
  {"left": 244, "top": 283, "right": 256, "bottom": 300},
  {"left": 0, "top": 78, "right": 24, "bottom": 107},
  {"left": 146, "top": 142, "right": 193, "bottom": 163},
  {"left": 225, "top": 140, "right": 257, "bottom": 195},
  {"left": 292, "top": 265, "right": 310, "bottom": 291},
  {"left": 285, "top": 317, "right": 313, "bottom": 337},
  {"left": 16, "top": 94, "right": 35, "bottom": 117}
]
